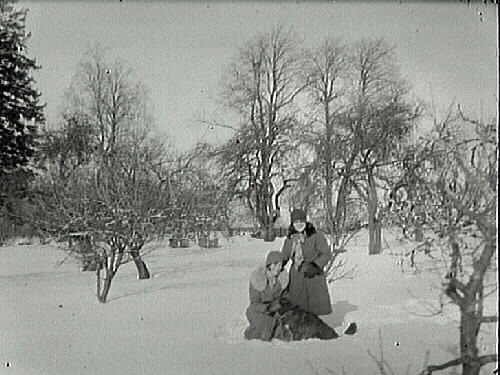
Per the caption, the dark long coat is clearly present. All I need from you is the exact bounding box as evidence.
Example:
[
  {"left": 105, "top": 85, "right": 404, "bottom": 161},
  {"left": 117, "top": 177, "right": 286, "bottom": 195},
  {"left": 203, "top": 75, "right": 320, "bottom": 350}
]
[{"left": 281, "top": 229, "right": 332, "bottom": 315}]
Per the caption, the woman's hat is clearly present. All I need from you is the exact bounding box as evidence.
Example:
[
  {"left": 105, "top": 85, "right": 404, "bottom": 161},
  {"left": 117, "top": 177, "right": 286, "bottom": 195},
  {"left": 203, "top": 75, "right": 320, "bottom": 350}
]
[
  {"left": 290, "top": 209, "right": 307, "bottom": 222},
  {"left": 265, "top": 251, "right": 284, "bottom": 266}
]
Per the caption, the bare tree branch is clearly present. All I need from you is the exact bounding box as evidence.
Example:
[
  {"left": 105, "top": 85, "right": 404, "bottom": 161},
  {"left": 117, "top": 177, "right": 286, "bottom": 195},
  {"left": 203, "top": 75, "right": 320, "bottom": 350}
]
[
  {"left": 420, "top": 354, "right": 498, "bottom": 375},
  {"left": 480, "top": 316, "right": 498, "bottom": 323}
]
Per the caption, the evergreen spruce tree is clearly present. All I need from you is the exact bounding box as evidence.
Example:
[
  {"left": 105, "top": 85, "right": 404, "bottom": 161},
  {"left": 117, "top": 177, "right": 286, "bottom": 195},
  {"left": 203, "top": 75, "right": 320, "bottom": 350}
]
[{"left": 0, "top": 0, "right": 44, "bottom": 177}]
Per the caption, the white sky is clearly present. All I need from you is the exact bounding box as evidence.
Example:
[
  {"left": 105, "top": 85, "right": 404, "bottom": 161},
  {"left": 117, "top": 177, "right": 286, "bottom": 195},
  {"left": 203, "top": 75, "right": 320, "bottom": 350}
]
[{"left": 21, "top": 1, "right": 498, "bottom": 150}]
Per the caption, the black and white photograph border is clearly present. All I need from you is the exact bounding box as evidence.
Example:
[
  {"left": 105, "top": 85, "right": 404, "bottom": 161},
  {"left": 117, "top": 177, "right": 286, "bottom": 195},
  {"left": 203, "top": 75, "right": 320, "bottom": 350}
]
[{"left": 0, "top": 1, "right": 497, "bottom": 374}]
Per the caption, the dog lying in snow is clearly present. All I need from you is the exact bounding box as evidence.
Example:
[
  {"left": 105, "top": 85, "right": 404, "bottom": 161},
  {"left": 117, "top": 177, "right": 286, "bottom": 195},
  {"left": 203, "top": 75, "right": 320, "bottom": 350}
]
[
  {"left": 244, "top": 298, "right": 358, "bottom": 342},
  {"left": 275, "top": 299, "right": 340, "bottom": 341},
  {"left": 270, "top": 300, "right": 355, "bottom": 341}
]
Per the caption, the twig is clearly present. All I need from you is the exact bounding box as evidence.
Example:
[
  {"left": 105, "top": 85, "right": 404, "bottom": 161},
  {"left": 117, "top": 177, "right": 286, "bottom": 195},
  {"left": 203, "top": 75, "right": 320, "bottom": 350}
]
[
  {"left": 197, "top": 118, "right": 240, "bottom": 132},
  {"left": 305, "top": 359, "right": 323, "bottom": 375},
  {"left": 403, "top": 288, "right": 450, "bottom": 319},
  {"left": 480, "top": 315, "right": 498, "bottom": 323},
  {"left": 325, "top": 367, "right": 346, "bottom": 375},
  {"left": 419, "top": 357, "right": 465, "bottom": 375},
  {"left": 54, "top": 247, "right": 77, "bottom": 268},
  {"left": 367, "top": 329, "right": 396, "bottom": 375},
  {"left": 420, "top": 354, "right": 498, "bottom": 375},
  {"left": 327, "top": 261, "right": 358, "bottom": 283}
]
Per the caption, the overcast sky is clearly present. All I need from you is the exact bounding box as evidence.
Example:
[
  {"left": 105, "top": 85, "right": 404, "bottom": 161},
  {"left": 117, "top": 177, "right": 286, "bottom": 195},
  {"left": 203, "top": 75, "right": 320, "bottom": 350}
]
[{"left": 21, "top": 1, "right": 497, "bottom": 150}]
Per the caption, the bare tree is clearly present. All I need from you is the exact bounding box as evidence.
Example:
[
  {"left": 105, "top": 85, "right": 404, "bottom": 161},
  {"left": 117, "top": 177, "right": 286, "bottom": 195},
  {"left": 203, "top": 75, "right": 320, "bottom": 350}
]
[
  {"left": 296, "top": 38, "right": 419, "bottom": 255},
  {"left": 168, "top": 145, "right": 232, "bottom": 243},
  {"left": 32, "top": 46, "right": 176, "bottom": 301},
  {"left": 66, "top": 45, "right": 146, "bottom": 157},
  {"left": 40, "top": 111, "right": 97, "bottom": 181},
  {"left": 343, "top": 38, "right": 421, "bottom": 255},
  {"left": 301, "top": 38, "right": 348, "bottom": 237},
  {"left": 216, "top": 26, "right": 307, "bottom": 241},
  {"left": 390, "top": 106, "right": 497, "bottom": 375},
  {"left": 60, "top": 45, "right": 166, "bottom": 279},
  {"left": 300, "top": 37, "right": 368, "bottom": 253},
  {"left": 34, "top": 141, "right": 172, "bottom": 302}
]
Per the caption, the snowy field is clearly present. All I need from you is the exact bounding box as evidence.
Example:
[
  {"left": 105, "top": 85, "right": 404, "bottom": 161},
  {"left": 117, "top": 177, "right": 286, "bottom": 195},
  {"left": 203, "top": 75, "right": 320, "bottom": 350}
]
[{"left": 1, "top": 229, "right": 497, "bottom": 375}]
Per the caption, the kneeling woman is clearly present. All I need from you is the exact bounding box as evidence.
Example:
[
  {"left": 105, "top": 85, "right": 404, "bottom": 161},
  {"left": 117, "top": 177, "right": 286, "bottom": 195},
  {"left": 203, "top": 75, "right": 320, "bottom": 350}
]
[{"left": 244, "top": 251, "right": 289, "bottom": 341}]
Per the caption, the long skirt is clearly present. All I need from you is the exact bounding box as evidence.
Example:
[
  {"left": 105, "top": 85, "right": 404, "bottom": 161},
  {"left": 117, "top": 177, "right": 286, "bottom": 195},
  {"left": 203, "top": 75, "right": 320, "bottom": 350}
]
[{"left": 287, "top": 267, "right": 332, "bottom": 316}]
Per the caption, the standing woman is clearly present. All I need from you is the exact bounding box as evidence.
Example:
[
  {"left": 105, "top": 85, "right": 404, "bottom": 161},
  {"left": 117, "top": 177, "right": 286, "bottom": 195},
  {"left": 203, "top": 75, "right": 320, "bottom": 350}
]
[{"left": 281, "top": 209, "right": 332, "bottom": 315}]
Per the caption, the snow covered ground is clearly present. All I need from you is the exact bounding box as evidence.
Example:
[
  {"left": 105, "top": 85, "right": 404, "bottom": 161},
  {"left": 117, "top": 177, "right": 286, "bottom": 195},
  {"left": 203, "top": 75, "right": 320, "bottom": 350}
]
[{"left": 1, "top": 230, "right": 497, "bottom": 375}]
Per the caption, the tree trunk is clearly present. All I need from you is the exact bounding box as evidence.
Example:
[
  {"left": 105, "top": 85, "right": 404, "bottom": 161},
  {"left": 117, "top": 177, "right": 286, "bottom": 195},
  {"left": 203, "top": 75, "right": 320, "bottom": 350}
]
[
  {"left": 367, "top": 169, "right": 382, "bottom": 255},
  {"left": 130, "top": 248, "right": 150, "bottom": 279},
  {"left": 96, "top": 266, "right": 101, "bottom": 300},
  {"left": 414, "top": 223, "right": 424, "bottom": 242},
  {"left": 263, "top": 226, "right": 276, "bottom": 242},
  {"left": 324, "top": 153, "right": 335, "bottom": 238},
  {"left": 368, "top": 212, "right": 382, "bottom": 255},
  {"left": 460, "top": 302, "right": 481, "bottom": 375},
  {"left": 334, "top": 176, "right": 349, "bottom": 247},
  {"left": 333, "top": 153, "right": 357, "bottom": 248},
  {"left": 255, "top": 191, "right": 275, "bottom": 241},
  {"left": 457, "top": 242, "right": 495, "bottom": 375},
  {"left": 263, "top": 207, "right": 276, "bottom": 242},
  {"left": 255, "top": 208, "right": 275, "bottom": 241},
  {"left": 97, "top": 272, "right": 114, "bottom": 303},
  {"left": 96, "top": 250, "right": 120, "bottom": 303},
  {"left": 261, "top": 145, "right": 275, "bottom": 242},
  {"left": 323, "top": 104, "right": 335, "bottom": 238}
]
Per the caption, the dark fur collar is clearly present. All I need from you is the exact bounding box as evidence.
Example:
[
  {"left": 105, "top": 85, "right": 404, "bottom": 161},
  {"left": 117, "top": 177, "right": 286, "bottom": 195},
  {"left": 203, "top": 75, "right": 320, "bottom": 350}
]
[{"left": 286, "top": 222, "right": 317, "bottom": 239}]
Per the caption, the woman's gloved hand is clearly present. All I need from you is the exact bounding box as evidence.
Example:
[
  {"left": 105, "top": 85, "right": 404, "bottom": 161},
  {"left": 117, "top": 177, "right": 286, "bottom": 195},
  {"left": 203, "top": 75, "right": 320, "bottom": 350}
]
[
  {"left": 267, "top": 300, "right": 282, "bottom": 314},
  {"left": 301, "top": 262, "right": 323, "bottom": 278}
]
